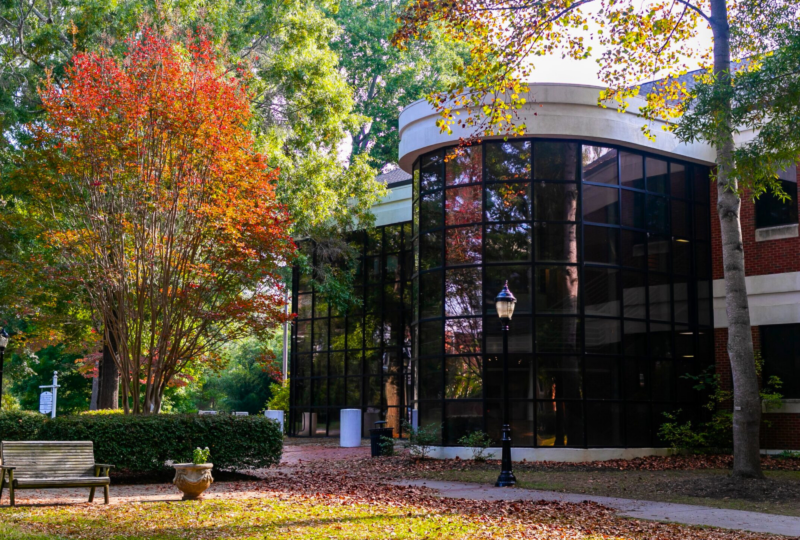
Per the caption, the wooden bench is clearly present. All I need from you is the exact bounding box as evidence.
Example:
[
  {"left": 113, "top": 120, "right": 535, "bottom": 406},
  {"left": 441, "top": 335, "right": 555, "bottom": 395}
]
[{"left": 0, "top": 441, "right": 113, "bottom": 506}]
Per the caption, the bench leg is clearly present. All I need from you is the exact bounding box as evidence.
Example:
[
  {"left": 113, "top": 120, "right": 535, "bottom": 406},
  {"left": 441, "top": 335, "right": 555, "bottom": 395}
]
[
  {"left": 8, "top": 471, "right": 14, "bottom": 507},
  {"left": 103, "top": 484, "right": 109, "bottom": 504},
  {"left": 89, "top": 487, "right": 95, "bottom": 503},
  {"left": 0, "top": 470, "right": 5, "bottom": 504}
]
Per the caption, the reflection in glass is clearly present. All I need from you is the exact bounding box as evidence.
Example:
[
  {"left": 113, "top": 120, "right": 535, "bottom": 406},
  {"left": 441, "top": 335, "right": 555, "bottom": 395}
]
[
  {"left": 624, "top": 358, "right": 649, "bottom": 400},
  {"left": 446, "top": 225, "right": 482, "bottom": 265},
  {"left": 536, "top": 401, "right": 584, "bottom": 446},
  {"left": 585, "top": 358, "right": 621, "bottom": 399},
  {"left": 673, "top": 239, "right": 691, "bottom": 275},
  {"left": 536, "top": 317, "right": 581, "bottom": 353},
  {"left": 445, "top": 356, "right": 482, "bottom": 398},
  {"left": 534, "top": 182, "right": 578, "bottom": 221},
  {"left": 420, "top": 191, "right": 443, "bottom": 230},
  {"left": 584, "top": 226, "right": 618, "bottom": 265},
  {"left": 583, "top": 185, "right": 619, "bottom": 224},
  {"left": 586, "top": 403, "right": 623, "bottom": 446},
  {"left": 648, "top": 273, "right": 671, "bottom": 322},
  {"left": 674, "top": 277, "right": 689, "bottom": 324},
  {"left": 536, "top": 356, "right": 582, "bottom": 399},
  {"left": 485, "top": 182, "right": 530, "bottom": 222},
  {"left": 420, "top": 151, "right": 444, "bottom": 191},
  {"left": 651, "top": 321, "right": 672, "bottom": 358},
  {"left": 313, "top": 320, "right": 328, "bottom": 351},
  {"left": 485, "top": 140, "right": 531, "bottom": 181},
  {"left": 671, "top": 200, "right": 689, "bottom": 237},
  {"left": 445, "top": 318, "right": 482, "bottom": 354},
  {"left": 446, "top": 146, "right": 483, "bottom": 185},
  {"left": 534, "top": 141, "right": 578, "bottom": 180},
  {"left": 486, "top": 316, "right": 532, "bottom": 353},
  {"left": 420, "top": 231, "right": 442, "bottom": 270},
  {"left": 646, "top": 157, "right": 669, "bottom": 194},
  {"left": 536, "top": 266, "right": 580, "bottom": 314},
  {"left": 485, "top": 223, "right": 531, "bottom": 262},
  {"left": 584, "top": 267, "right": 620, "bottom": 316},
  {"left": 621, "top": 190, "right": 645, "bottom": 229},
  {"left": 647, "top": 195, "right": 669, "bottom": 234},
  {"left": 419, "top": 321, "right": 443, "bottom": 356},
  {"left": 670, "top": 163, "right": 687, "bottom": 198},
  {"left": 446, "top": 268, "right": 482, "bottom": 316},
  {"left": 624, "top": 320, "right": 647, "bottom": 357},
  {"left": 297, "top": 321, "right": 311, "bottom": 352},
  {"left": 420, "top": 271, "right": 442, "bottom": 319},
  {"left": 446, "top": 185, "right": 482, "bottom": 225},
  {"left": 585, "top": 318, "right": 622, "bottom": 354},
  {"left": 620, "top": 152, "right": 644, "bottom": 189},
  {"left": 297, "top": 294, "right": 312, "bottom": 319},
  {"left": 419, "top": 356, "right": 442, "bottom": 399},
  {"left": 648, "top": 234, "right": 670, "bottom": 273},
  {"left": 445, "top": 402, "right": 484, "bottom": 445},
  {"left": 535, "top": 223, "right": 578, "bottom": 263},
  {"left": 622, "top": 272, "right": 646, "bottom": 319},
  {"left": 583, "top": 146, "right": 618, "bottom": 184},
  {"left": 485, "top": 266, "right": 532, "bottom": 315}
]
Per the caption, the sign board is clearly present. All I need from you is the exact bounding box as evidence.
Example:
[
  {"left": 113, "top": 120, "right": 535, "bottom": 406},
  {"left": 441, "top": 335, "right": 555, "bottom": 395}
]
[{"left": 39, "top": 391, "right": 53, "bottom": 415}]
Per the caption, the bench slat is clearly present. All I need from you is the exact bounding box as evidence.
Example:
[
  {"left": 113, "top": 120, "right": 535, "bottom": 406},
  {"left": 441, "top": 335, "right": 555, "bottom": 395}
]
[{"left": 13, "top": 477, "right": 110, "bottom": 488}]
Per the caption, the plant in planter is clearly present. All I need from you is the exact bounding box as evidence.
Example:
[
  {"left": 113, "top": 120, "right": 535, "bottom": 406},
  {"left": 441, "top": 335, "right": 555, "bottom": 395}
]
[{"left": 173, "top": 447, "right": 213, "bottom": 500}]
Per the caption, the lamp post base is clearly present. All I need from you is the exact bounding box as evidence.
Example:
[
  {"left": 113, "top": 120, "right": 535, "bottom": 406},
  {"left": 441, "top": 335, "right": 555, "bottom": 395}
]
[{"left": 495, "top": 424, "right": 516, "bottom": 487}]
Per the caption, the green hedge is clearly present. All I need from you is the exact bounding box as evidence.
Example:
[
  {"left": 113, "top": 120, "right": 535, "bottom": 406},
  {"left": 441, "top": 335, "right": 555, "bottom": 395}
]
[{"left": 0, "top": 411, "right": 282, "bottom": 473}]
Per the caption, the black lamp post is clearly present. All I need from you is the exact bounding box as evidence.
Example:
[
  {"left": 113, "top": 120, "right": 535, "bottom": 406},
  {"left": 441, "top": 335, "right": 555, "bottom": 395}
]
[
  {"left": 0, "top": 328, "right": 9, "bottom": 408},
  {"left": 495, "top": 281, "right": 517, "bottom": 487}
]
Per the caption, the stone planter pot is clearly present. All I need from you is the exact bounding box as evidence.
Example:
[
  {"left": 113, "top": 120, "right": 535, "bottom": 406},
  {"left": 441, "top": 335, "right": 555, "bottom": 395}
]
[{"left": 172, "top": 463, "right": 214, "bottom": 500}]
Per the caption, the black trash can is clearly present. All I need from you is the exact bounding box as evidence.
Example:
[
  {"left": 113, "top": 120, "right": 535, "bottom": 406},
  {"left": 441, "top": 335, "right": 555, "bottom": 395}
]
[{"left": 369, "top": 420, "right": 394, "bottom": 457}]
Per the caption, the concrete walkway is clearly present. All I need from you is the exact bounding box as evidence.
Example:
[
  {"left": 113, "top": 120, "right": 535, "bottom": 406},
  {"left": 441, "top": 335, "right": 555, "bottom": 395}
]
[{"left": 395, "top": 479, "right": 800, "bottom": 537}]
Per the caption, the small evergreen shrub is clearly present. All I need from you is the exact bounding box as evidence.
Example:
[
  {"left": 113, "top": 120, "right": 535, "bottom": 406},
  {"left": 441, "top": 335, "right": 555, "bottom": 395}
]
[
  {"left": 0, "top": 412, "right": 282, "bottom": 473},
  {"left": 458, "top": 431, "right": 495, "bottom": 462},
  {"left": 401, "top": 420, "right": 440, "bottom": 460},
  {"left": 379, "top": 435, "right": 396, "bottom": 456}
]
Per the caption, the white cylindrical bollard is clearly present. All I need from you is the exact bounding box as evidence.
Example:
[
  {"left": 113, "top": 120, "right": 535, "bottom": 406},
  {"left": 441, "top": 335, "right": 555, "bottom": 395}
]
[
  {"left": 340, "top": 408, "right": 361, "bottom": 447},
  {"left": 265, "top": 410, "right": 285, "bottom": 434}
]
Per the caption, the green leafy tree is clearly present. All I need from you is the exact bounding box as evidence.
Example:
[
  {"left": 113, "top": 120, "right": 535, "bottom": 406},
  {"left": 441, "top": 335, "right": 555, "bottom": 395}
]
[{"left": 7, "top": 345, "right": 91, "bottom": 415}]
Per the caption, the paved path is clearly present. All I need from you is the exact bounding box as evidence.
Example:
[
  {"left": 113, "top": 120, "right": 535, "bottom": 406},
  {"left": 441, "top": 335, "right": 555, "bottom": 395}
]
[{"left": 395, "top": 479, "right": 800, "bottom": 537}]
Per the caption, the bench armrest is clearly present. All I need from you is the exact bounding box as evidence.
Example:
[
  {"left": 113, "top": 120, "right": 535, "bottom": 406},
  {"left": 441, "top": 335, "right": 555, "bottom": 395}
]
[{"left": 0, "top": 466, "right": 15, "bottom": 470}]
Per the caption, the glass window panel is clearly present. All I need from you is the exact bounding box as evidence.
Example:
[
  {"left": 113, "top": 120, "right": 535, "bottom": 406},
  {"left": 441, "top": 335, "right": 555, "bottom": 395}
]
[
  {"left": 534, "top": 141, "right": 578, "bottom": 180},
  {"left": 485, "top": 223, "right": 532, "bottom": 263},
  {"left": 413, "top": 198, "right": 419, "bottom": 235},
  {"left": 364, "top": 314, "right": 381, "bottom": 348},
  {"left": 620, "top": 152, "right": 644, "bottom": 189},
  {"left": 295, "top": 381, "right": 310, "bottom": 407},
  {"left": 536, "top": 401, "right": 584, "bottom": 446},
  {"left": 694, "top": 166, "right": 710, "bottom": 202},
  {"left": 586, "top": 403, "right": 624, "bottom": 446},
  {"left": 485, "top": 182, "right": 531, "bottom": 222},
  {"left": 419, "top": 320, "right": 443, "bottom": 356},
  {"left": 626, "top": 403, "right": 652, "bottom": 447},
  {"left": 420, "top": 230, "right": 442, "bottom": 270},
  {"left": 585, "top": 318, "right": 622, "bottom": 354},
  {"left": 420, "top": 270, "right": 443, "bottom": 319},
  {"left": 346, "top": 352, "right": 362, "bottom": 376},
  {"left": 624, "top": 358, "right": 650, "bottom": 400},
  {"left": 330, "top": 352, "right": 345, "bottom": 376},
  {"left": 507, "top": 354, "right": 534, "bottom": 398},
  {"left": 297, "top": 294, "right": 312, "bottom": 319},
  {"left": 674, "top": 237, "right": 693, "bottom": 275},
  {"left": 444, "top": 401, "right": 484, "bottom": 445},
  {"left": 446, "top": 145, "right": 483, "bottom": 185},
  {"left": 674, "top": 277, "right": 690, "bottom": 324},
  {"left": 675, "top": 327, "right": 695, "bottom": 359},
  {"left": 622, "top": 271, "right": 647, "bottom": 319},
  {"left": 761, "top": 325, "right": 800, "bottom": 399},
  {"left": 510, "top": 401, "right": 536, "bottom": 447},
  {"left": 536, "top": 356, "right": 582, "bottom": 399},
  {"left": 314, "top": 295, "right": 329, "bottom": 318},
  {"left": 296, "top": 321, "right": 311, "bottom": 352},
  {"left": 445, "top": 356, "right": 483, "bottom": 398},
  {"left": 346, "top": 377, "right": 362, "bottom": 407},
  {"left": 413, "top": 162, "right": 420, "bottom": 197},
  {"left": 346, "top": 317, "right": 364, "bottom": 350},
  {"left": 585, "top": 357, "right": 621, "bottom": 399},
  {"left": 485, "top": 266, "right": 533, "bottom": 315},
  {"left": 446, "top": 185, "right": 482, "bottom": 226},
  {"left": 330, "top": 378, "right": 345, "bottom": 406},
  {"left": 483, "top": 355, "right": 502, "bottom": 397},
  {"left": 313, "top": 320, "right": 328, "bottom": 351},
  {"left": 624, "top": 320, "right": 647, "bottom": 357},
  {"left": 670, "top": 163, "right": 687, "bottom": 198},
  {"left": 648, "top": 234, "right": 670, "bottom": 273},
  {"left": 646, "top": 157, "right": 669, "bottom": 194},
  {"left": 366, "top": 349, "right": 381, "bottom": 375},
  {"left": 485, "top": 140, "right": 531, "bottom": 181},
  {"left": 419, "top": 356, "right": 443, "bottom": 400},
  {"left": 446, "top": 225, "right": 482, "bottom": 265},
  {"left": 367, "top": 228, "right": 382, "bottom": 255},
  {"left": 384, "top": 254, "right": 401, "bottom": 282},
  {"left": 534, "top": 182, "right": 579, "bottom": 221},
  {"left": 366, "top": 257, "right": 381, "bottom": 283},
  {"left": 621, "top": 190, "right": 645, "bottom": 229},
  {"left": 583, "top": 146, "right": 618, "bottom": 185},
  {"left": 295, "top": 354, "right": 311, "bottom": 378},
  {"left": 646, "top": 195, "right": 669, "bottom": 233},
  {"left": 366, "top": 376, "right": 382, "bottom": 406},
  {"left": 651, "top": 322, "right": 673, "bottom": 358},
  {"left": 535, "top": 223, "right": 579, "bottom": 263},
  {"left": 671, "top": 200, "right": 690, "bottom": 238},
  {"left": 536, "top": 317, "right": 582, "bottom": 353},
  {"left": 584, "top": 226, "right": 618, "bottom": 265},
  {"left": 313, "top": 352, "right": 328, "bottom": 377},
  {"left": 446, "top": 267, "right": 482, "bottom": 316},
  {"left": 365, "top": 286, "right": 381, "bottom": 315},
  {"left": 486, "top": 315, "right": 533, "bottom": 353},
  {"left": 694, "top": 205, "right": 710, "bottom": 241},
  {"left": 385, "top": 224, "right": 402, "bottom": 252},
  {"left": 536, "top": 266, "right": 580, "bottom": 314},
  {"left": 420, "top": 190, "right": 443, "bottom": 230},
  {"left": 445, "top": 318, "right": 482, "bottom": 354},
  {"left": 648, "top": 273, "right": 671, "bottom": 322},
  {"left": 583, "top": 185, "right": 619, "bottom": 224},
  {"left": 585, "top": 267, "right": 620, "bottom": 316},
  {"left": 755, "top": 179, "right": 798, "bottom": 229},
  {"left": 653, "top": 360, "right": 674, "bottom": 400},
  {"left": 420, "top": 151, "right": 444, "bottom": 191},
  {"left": 403, "top": 222, "right": 413, "bottom": 250}
]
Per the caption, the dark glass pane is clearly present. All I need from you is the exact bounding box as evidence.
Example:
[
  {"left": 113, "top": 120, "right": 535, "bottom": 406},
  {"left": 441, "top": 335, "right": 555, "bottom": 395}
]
[
  {"left": 384, "top": 254, "right": 401, "bottom": 282},
  {"left": 653, "top": 360, "right": 674, "bottom": 400},
  {"left": 420, "top": 270, "right": 443, "bottom": 319},
  {"left": 621, "top": 229, "right": 647, "bottom": 269},
  {"left": 420, "top": 190, "right": 443, "bottom": 230},
  {"left": 648, "top": 234, "right": 670, "bottom": 273},
  {"left": 622, "top": 272, "right": 646, "bottom": 319},
  {"left": 366, "top": 256, "right": 381, "bottom": 283},
  {"left": 586, "top": 403, "right": 624, "bottom": 446},
  {"left": 330, "top": 352, "right": 345, "bottom": 376},
  {"left": 624, "top": 358, "right": 649, "bottom": 400},
  {"left": 646, "top": 195, "right": 669, "bottom": 233},
  {"left": 676, "top": 360, "right": 698, "bottom": 401},
  {"left": 446, "top": 225, "right": 482, "bottom": 265},
  {"left": 585, "top": 318, "right": 622, "bottom": 354},
  {"left": 446, "top": 145, "right": 483, "bottom": 186},
  {"left": 583, "top": 185, "right": 619, "bottom": 224},
  {"left": 536, "top": 356, "right": 582, "bottom": 399},
  {"left": 346, "top": 317, "right": 364, "bottom": 350},
  {"left": 446, "top": 267, "right": 482, "bottom": 316},
  {"left": 585, "top": 267, "right": 620, "bottom": 316},
  {"left": 535, "top": 223, "right": 579, "bottom": 263},
  {"left": 486, "top": 316, "right": 532, "bottom": 353},
  {"left": 671, "top": 200, "right": 690, "bottom": 238},
  {"left": 534, "top": 182, "right": 579, "bottom": 221},
  {"left": 311, "top": 378, "right": 327, "bottom": 406},
  {"left": 485, "top": 399, "right": 503, "bottom": 443},
  {"left": 445, "top": 356, "right": 482, "bottom": 398},
  {"left": 420, "top": 230, "right": 442, "bottom": 270},
  {"left": 507, "top": 354, "right": 534, "bottom": 398},
  {"left": 485, "top": 266, "right": 532, "bottom": 315},
  {"left": 650, "top": 322, "right": 673, "bottom": 358},
  {"left": 698, "top": 281, "right": 712, "bottom": 327},
  {"left": 485, "top": 140, "right": 531, "bottom": 181},
  {"left": 296, "top": 321, "right": 311, "bottom": 352},
  {"left": 446, "top": 185, "right": 482, "bottom": 226},
  {"left": 582, "top": 146, "right": 618, "bottom": 185},
  {"left": 620, "top": 152, "right": 644, "bottom": 189},
  {"left": 385, "top": 224, "right": 401, "bottom": 252},
  {"left": 672, "top": 239, "right": 691, "bottom": 276},
  {"left": 755, "top": 179, "right": 798, "bottom": 229},
  {"left": 330, "top": 378, "right": 345, "bottom": 406},
  {"left": 297, "top": 294, "right": 312, "bottom": 319},
  {"left": 420, "top": 151, "right": 444, "bottom": 191},
  {"left": 536, "top": 266, "right": 580, "bottom": 314},
  {"left": 646, "top": 157, "right": 668, "bottom": 194},
  {"left": 313, "top": 320, "right": 328, "bottom": 351},
  {"left": 346, "top": 351, "right": 362, "bottom": 375},
  {"left": 346, "top": 377, "right": 362, "bottom": 407},
  {"left": 761, "top": 324, "right": 800, "bottom": 399},
  {"left": 403, "top": 222, "right": 413, "bottom": 250},
  {"left": 621, "top": 190, "right": 645, "bottom": 229},
  {"left": 485, "top": 182, "right": 531, "bottom": 222},
  {"left": 536, "top": 317, "right": 582, "bottom": 353},
  {"left": 367, "top": 228, "right": 382, "bottom": 256},
  {"left": 295, "top": 380, "right": 310, "bottom": 407},
  {"left": 444, "top": 401, "right": 484, "bottom": 445},
  {"left": 674, "top": 277, "right": 690, "bottom": 324},
  {"left": 648, "top": 273, "right": 671, "bottom": 322},
  {"left": 419, "top": 320, "right": 443, "bottom": 356},
  {"left": 366, "top": 349, "right": 381, "bottom": 375},
  {"left": 445, "top": 317, "right": 482, "bottom": 354},
  {"left": 675, "top": 327, "right": 694, "bottom": 359},
  {"left": 364, "top": 313, "right": 381, "bottom": 347},
  {"left": 418, "top": 403, "right": 443, "bottom": 438},
  {"left": 295, "top": 354, "right": 311, "bottom": 378},
  {"left": 412, "top": 162, "right": 420, "bottom": 197},
  {"left": 626, "top": 403, "right": 651, "bottom": 446},
  {"left": 670, "top": 163, "right": 687, "bottom": 198},
  {"left": 584, "top": 226, "right": 618, "bottom": 265},
  {"left": 367, "top": 376, "right": 382, "bottom": 406},
  {"left": 534, "top": 141, "right": 578, "bottom": 180},
  {"left": 419, "top": 355, "right": 443, "bottom": 399},
  {"left": 413, "top": 198, "right": 419, "bottom": 235},
  {"left": 485, "top": 223, "right": 532, "bottom": 262},
  {"left": 693, "top": 166, "right": 710, "bottom": 202},
  {"left": 624, "top": 320, "right": 647, "bottom": 357},
  {"left": 536, "top": 401, "right": 584, "bottom": 446},
  {"left": 585, "top": 357, "right": 621, "bottom": 399}
]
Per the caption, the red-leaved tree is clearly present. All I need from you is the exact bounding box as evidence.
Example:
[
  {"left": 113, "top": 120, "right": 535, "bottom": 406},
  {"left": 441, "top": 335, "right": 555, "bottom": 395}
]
[{"left": 23, "top": 28, "right": 294, "bottom": 414}]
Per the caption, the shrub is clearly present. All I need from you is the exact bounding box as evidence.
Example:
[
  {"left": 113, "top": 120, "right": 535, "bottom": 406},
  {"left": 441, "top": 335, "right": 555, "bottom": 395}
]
[
  {"left": 379, "top": 435, "right": 396, "bottom": 456},
  {"left": 401, "top": 420, "right": 440, "bottom": 460},
  {"left": 458, "top": 431, "right": 495, "bottom": 462},
  {"left": 0, "top": 412, "right": 282, "bottom": 473}
]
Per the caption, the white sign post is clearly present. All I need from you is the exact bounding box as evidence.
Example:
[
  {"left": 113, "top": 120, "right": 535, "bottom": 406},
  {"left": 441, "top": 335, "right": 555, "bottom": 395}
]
[{"left": 39, "top": 371, "right": 60, "bottom": 418}]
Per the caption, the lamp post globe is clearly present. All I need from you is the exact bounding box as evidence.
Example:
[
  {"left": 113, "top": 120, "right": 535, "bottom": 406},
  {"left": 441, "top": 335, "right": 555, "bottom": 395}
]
[
  {"left": 0, "top": 328, "right": 9, "bottom": 408},
  {"left": 495, "top": 282, "right": 516, "bottom": 487}
]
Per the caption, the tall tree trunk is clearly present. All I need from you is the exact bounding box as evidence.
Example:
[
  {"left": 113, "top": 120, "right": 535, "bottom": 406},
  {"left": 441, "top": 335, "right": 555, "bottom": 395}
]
[
  {"left": 98, "top": 322, "right": 120, "bottom": 410},
  {"left": 709, "top": 0, "right": 763, "bottom": 478}
]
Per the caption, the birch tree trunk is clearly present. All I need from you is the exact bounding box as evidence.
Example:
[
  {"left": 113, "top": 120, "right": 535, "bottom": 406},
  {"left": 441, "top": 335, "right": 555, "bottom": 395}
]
[{"left": 709, "top": 0, "right": 763, "bottom": 479}]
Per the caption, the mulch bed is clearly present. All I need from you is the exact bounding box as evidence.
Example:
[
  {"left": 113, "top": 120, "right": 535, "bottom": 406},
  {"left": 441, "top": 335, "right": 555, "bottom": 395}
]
[{"left": 670, "top": 475, "right": 800, "bottom": 503}]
